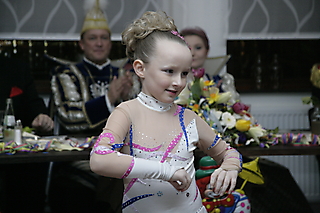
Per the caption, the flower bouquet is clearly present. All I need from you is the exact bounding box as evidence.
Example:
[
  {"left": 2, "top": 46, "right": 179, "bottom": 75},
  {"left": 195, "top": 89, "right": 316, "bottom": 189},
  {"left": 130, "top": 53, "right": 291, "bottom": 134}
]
[{"left": 175, "top": 69, "right": 277, "bottom": 148}]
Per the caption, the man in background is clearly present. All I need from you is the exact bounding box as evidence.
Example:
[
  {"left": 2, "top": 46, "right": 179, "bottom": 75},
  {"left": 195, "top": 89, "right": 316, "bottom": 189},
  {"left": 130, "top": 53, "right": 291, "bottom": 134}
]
[{"left": 48, "top": 1, "right": 138, "bottom": 212}]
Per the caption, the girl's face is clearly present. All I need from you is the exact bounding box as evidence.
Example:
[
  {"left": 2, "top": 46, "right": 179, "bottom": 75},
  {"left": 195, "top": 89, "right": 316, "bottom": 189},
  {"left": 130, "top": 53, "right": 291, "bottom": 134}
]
[
  {"left": 135, "top": 39, "right": 192, "bottom": 103},
  {"left": 184, "top": 35, "right": 208, "bottom": 69}
]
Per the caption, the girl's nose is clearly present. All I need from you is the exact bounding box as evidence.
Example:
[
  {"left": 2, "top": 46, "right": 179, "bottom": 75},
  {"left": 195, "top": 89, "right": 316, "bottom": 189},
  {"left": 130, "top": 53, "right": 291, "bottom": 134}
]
[{"left": 172, "top": 75, "right": 182, "bottom": 86}]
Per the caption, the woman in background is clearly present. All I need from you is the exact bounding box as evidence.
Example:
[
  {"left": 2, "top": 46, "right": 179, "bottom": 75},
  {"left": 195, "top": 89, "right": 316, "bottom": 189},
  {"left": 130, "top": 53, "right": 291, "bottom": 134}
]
[{"left": 180, "top": 27, "right": 240, "bottom": 103}]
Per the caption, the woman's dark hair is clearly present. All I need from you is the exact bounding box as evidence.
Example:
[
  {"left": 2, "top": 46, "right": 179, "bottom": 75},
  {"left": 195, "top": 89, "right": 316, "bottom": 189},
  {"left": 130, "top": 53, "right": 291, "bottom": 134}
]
[{"left": 180, "top": 27, "right": 209, "bottom": 50}]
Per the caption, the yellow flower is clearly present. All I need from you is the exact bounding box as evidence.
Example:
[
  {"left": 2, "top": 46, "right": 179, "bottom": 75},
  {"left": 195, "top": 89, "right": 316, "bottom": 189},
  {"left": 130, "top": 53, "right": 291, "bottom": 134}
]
[
  {"left": 200, "top": 79, "right": 215, "bottom": 98},
  {"left": 191, "top": 104, "right": 199, "bottom": 113},
  {"left": 217, "top": 92, "right": 232, "bottom": 104},
  {"left": 235, "top": 119, "right": 251, "bottom": 132},
  {"left": 206, "top": 87, "right": 220, "bottom": 104},
  {"left": 207, "top": 93, "right": 220, "bottom": 105},
  {"left": 203, "top": 80, "right": 214, "bottom": 87},
  {"left": 199, "top": 78, "right": 213, "bottom": 88}
]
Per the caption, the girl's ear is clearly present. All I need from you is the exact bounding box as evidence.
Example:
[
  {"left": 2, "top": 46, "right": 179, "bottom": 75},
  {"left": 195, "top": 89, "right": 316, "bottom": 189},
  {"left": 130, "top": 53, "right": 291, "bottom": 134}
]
[{"left": 133, "top": 59, "right": 145, "bottom": 78}]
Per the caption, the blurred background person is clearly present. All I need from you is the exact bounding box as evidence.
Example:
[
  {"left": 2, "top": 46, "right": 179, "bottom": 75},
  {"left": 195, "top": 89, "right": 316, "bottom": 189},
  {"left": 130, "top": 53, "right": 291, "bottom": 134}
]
[
  {"left": 0, "top": 55, "right": 54, "bottom": 134},
  {"left": 0, "top": 55, "right": 53, "bottom": 213},
  {"left": 49, "top": 0, "right": 138, "bottom": 136},
  {"left": 180, "top": 27, "right": 240, "bottom": 103},
  {"left": 47, "top": 1, "right": 138, "bottom": 212}
]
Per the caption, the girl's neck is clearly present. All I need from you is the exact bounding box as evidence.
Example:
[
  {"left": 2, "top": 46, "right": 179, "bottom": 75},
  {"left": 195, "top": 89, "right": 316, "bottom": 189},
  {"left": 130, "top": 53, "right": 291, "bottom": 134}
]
[{"left": 137, "top": 92, "right": 173, "bottom": 112}]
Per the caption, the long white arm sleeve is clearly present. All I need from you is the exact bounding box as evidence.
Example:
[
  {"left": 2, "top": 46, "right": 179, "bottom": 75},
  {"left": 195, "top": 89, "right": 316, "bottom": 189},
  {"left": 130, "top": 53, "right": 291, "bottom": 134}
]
[{"left": 126, "top": 157, "right": 182, "bottom": 181}]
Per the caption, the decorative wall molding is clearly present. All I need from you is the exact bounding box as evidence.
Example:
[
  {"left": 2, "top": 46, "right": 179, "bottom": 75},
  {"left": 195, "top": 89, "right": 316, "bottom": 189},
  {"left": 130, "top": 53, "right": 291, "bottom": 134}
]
[
  {"left": 228, "top": 0, "right": 320, "bottom": 39},
  {"left": 0, "top": 0, "right": 166, "bottom": 40}
]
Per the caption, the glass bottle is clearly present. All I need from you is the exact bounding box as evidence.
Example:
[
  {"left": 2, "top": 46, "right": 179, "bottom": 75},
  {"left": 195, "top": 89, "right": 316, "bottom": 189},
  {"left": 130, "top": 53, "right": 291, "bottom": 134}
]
[
  {"left": 14, "top": 120, "right": 23, "bottom": 145},
  {"left": 311, "top": 105, "right": 320, "bottom": 135},
  {"left": 3, "top": 98, "right": 16, "bottom": 142}
]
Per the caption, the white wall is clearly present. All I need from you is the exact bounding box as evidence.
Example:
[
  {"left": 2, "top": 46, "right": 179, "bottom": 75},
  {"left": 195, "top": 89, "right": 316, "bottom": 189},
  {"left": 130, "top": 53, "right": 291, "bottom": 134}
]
[
  {"left": 165, "top": 0, "right": 228, "bottom": 58},
  {"left": 241, "top": 93, "right": 311, "bottom": 130}
]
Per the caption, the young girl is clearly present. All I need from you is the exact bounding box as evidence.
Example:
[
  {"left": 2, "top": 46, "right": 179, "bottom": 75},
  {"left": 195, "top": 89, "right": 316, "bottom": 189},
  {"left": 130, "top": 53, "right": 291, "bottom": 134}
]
[{"left": 90, "top": 11, "right": 242, "bottom": 213}]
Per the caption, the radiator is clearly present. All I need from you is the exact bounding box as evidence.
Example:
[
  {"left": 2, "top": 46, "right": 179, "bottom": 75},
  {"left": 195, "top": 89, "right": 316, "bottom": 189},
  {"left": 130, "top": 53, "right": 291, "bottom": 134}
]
[
  {"left": 253, "top": 112, "right": 309, "bottom": 130},
  {"left": 252, "top": 109, "right": 320, "bottom": 202}
]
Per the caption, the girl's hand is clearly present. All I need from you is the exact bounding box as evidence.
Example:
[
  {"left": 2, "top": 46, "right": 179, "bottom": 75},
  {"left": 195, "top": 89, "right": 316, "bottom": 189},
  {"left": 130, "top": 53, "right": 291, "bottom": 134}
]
[
  {"left": 169, "top": 168, "right": 191, "bottom": 192},
  {"left": 209, "top": 168, "right": 238, "bottom": 196}
]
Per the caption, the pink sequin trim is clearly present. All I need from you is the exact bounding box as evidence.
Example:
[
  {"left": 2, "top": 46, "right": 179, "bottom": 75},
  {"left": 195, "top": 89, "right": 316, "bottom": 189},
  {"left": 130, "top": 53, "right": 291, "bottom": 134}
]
[
  {"left": 171, "top": 30, "right": 185, "bottom": 41},
  {"left": 93, "top": 145, "right": 115, "bottom": 155},
  {"left": 93, "top": 133, "right": 116, "bottom": 155},
  {"left": 160, "top": 132, "right": 183, "bottom": 163},
  {"left": 131, "top": 143, "right": 162, "bottom": 152},
  {"left": 95, "top": 132, "right": 115, "bottom": 145},
  {"left": 124, "top": 178, "right": 137, "bottom": 194},
  {"left": 121, "top": 158, "right": 135, "bottom": 179},
  {"left": 174, "top": 105, "right": 182, "bottom": 116}
]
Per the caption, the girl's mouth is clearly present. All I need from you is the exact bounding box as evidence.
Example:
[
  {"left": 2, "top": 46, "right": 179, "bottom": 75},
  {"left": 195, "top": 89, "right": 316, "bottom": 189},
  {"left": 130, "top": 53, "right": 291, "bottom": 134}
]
[{"left": 166, "top": 89, "right": 177, "bottom": 95}]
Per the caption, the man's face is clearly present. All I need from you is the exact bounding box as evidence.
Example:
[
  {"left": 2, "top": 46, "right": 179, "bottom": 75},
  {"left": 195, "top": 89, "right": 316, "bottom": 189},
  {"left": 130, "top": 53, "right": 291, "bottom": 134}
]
[{"left": 79, "top": 29, "right": 112, "bottom": 65}]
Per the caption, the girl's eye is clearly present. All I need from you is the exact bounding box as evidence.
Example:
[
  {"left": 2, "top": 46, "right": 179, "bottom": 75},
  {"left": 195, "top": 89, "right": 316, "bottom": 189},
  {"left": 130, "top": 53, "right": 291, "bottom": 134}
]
[
  {"left": 182, "top": 71, "right": 189, "bottom": 77},
  {"left": 196, "top": 46, "right": 202, "bottom": 50},
  {"left": 164, "top": 69, "right": 174, "bottom": 74}
]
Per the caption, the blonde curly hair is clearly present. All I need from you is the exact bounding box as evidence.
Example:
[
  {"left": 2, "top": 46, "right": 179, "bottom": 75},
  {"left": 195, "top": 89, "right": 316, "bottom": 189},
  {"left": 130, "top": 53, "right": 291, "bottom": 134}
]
[{"left": 122, "top": 11, "right": 188, "bottom": 63}]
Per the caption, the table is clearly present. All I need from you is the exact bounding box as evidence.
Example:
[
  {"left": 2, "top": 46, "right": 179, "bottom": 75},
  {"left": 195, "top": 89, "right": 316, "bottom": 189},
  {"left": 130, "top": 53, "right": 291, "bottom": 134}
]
[
  {"left": 0, "top": 149, "right": 91, "bottom": 164},
  {"left": 0, "top": 149, "right": 93, "bottom": 213},
  {"left": 2, "top": 144, "right": 320, "bottom": 165},
  {"left": 1, "top": 144, "right": 319, "bottom": 213},
  {"left": 237, "top": 145, "right": 320, "bottom": 156},
  {"left": 194, "top": 145, "right": 320, "bottom": 162}
]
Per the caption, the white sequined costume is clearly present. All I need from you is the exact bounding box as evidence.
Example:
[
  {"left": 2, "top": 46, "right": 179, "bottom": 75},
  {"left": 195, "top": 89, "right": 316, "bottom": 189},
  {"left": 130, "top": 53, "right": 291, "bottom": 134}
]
[{"left": 92, "top": 92, "right": 242, "bottom": 213}]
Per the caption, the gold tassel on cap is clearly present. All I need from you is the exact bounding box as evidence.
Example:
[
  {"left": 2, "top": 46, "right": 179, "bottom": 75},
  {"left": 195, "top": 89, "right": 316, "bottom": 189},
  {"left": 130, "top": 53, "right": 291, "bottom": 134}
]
[{"left": 81, "top": 0, "right": 110, "bottom": 34}]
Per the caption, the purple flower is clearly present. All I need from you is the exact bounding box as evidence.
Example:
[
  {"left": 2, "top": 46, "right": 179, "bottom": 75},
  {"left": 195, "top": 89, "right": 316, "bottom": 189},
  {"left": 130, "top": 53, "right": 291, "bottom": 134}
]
[
  {"left": 232, "top": 102, "right": 250, "bottom": 115},
  {"left": 192, "top": 68, "right": 205, "bottom": 78},
  {"left": 238, "top": 132, "right": 247, "bottom": 144}
]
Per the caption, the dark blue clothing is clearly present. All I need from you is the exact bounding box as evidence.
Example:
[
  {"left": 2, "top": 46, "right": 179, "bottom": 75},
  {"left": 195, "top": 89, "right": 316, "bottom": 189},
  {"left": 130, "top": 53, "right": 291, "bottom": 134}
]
[{"left": 51, "top": 60, "right": 119, "bottom": 135}]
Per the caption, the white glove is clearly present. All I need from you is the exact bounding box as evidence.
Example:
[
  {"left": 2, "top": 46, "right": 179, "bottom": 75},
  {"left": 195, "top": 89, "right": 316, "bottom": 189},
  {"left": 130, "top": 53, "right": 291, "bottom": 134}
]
[{"left": 126, "top": 158, "right": 182, "bottom": 181}]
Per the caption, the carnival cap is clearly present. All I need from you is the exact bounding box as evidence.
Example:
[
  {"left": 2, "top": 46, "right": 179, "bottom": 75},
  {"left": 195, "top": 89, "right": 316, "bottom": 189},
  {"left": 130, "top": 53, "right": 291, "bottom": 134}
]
[{"left": 81, "top": 0, "right": 110, "bottom": 35}]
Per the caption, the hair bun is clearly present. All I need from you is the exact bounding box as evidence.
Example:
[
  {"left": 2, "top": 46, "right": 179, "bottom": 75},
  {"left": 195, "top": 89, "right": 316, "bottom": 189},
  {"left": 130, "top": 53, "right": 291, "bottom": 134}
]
[{"left": 122, "top": 11, "right": 177, "bottom": 60}]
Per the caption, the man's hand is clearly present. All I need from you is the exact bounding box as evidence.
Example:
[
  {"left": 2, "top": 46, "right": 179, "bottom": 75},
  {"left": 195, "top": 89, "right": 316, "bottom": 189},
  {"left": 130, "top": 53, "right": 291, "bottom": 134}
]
[
  {"left": 169, "top": 168, "right": 192, "bottom": 192},
  {"left": 108, "top": 71, "right": 133, "bottom": 105},
  {"left": 31, "top": 114, "right": 54, "bottom": 132},
  {"left": 120, "top": 71, "right": 134, "bottom": 100},
  {"left": 209, "top": 168, "right": 238, "bottom": 196}
]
